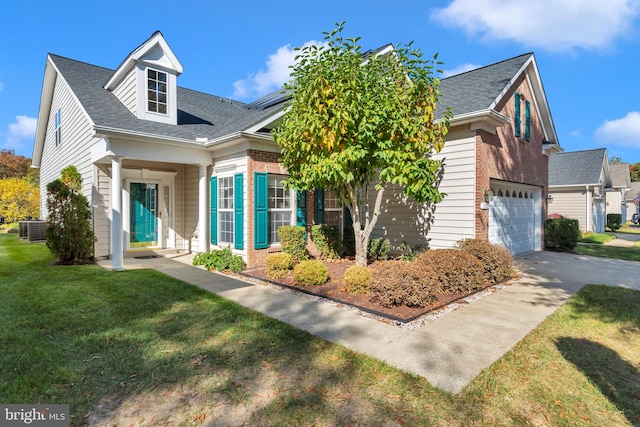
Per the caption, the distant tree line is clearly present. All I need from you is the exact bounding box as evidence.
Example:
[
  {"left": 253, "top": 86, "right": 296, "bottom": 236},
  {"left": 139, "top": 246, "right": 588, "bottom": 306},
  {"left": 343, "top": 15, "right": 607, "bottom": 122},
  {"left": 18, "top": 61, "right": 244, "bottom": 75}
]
[{"left": 0, "top": 150, "right": 40, "bottom": 223}]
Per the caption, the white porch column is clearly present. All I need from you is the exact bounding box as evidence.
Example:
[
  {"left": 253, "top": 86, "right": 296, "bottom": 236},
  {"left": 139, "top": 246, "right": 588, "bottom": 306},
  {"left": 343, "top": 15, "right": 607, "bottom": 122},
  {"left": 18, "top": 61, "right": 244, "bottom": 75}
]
[
  {"left": 198, "top": 164, "right": 208, "bottom": 253},
  {"left": 111, "top": 156, "right": 125, "bottom": 271}
]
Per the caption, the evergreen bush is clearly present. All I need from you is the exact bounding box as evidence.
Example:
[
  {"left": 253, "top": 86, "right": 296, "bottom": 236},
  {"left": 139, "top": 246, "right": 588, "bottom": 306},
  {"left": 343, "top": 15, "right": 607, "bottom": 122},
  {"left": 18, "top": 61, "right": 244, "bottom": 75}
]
[
  {"left": 342, "top": 265, "right": 372, "bottom": 295},
  {"left": 45, "top": 166, "right": 96, "bottom": 264},
  {"left": 311, "top": 224, "right": 342, "bottom": 259},
  {"left": 606, "top": 213, "right": 623, "bottom": 232},
  {"left": 368, "top": 237, "right": 390, "bottom": 261},
  {"left": 293, "top": 260, "right": 328, "bottom": 286},
  {"left": 278, "top": 225, "right": 308, "bottom": 262},
  {"left": 265, "top": 252, "right": 296, "bottom": 280},
  {"left": 545, "top": 218, "right": 581, "bottom": 252}
]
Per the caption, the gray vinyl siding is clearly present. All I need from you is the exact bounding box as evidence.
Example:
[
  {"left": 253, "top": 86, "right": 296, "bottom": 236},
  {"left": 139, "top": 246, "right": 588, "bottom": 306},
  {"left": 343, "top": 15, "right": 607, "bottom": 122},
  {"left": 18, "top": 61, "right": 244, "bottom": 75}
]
[
  {"left": 111, "top": 68, "right": 137, "bottom": 115},
  {"left": 39, "top": 74, "right": 99, "bottom": 219},
  {"left": 606, "top": 191, "right": 622, "bottom": 215},
  {"left": 369, "top": 134, "right": 476, "bottom": 250},
  {"left": 548, "top": 189, "right": 588, "bottom": 231}
]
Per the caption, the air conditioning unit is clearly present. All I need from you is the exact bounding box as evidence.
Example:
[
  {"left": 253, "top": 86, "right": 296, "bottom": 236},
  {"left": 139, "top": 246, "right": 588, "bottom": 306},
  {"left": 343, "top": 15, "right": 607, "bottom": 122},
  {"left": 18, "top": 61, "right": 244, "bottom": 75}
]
[{"left": 27, "top": 221, "right": 47, "bottom": 242}]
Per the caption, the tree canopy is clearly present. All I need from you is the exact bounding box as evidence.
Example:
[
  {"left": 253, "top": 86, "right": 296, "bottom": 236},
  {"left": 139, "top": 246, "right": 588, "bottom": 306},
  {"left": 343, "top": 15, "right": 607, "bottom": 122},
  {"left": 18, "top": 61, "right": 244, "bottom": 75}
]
[{"left": 273, "top": 23, "right": 452, "bottom": 265}]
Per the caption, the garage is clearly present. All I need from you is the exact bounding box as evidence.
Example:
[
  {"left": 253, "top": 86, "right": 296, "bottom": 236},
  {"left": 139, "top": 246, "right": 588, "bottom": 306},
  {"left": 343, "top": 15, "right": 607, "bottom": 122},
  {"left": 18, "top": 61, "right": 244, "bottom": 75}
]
[{"left": 488, "top": 182, "right": 541, "bottom": 255}]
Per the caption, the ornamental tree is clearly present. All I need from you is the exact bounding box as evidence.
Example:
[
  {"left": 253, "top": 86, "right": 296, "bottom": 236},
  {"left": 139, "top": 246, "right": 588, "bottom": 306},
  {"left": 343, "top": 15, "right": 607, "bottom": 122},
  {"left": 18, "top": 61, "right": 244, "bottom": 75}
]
[{"left": 273, "top": 23, "right": 452, "bottom": 266}]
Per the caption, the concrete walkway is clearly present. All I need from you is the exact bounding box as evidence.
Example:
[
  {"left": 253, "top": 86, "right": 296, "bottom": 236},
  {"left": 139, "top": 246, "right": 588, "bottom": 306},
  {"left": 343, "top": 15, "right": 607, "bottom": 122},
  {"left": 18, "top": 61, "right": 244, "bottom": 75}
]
[
  {"left": 606, "top": 232, "right": 640, "bottom": 247},
  {"left": 98, "top": 251, "right": 640, "bottom": 394}
]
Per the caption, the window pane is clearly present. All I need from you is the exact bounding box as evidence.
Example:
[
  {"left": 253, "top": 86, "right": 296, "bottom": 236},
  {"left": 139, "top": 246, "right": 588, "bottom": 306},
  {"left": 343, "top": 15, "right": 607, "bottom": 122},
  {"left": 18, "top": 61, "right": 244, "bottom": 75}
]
[
  {"left": 148, "top": 69, "right": 156, "bottom": 79},
  {"left": 158, "top": 104, "right": 167, "bottom": 114},
  {"left": 158, "top": 72, "right": 167, "bottom": 82}
]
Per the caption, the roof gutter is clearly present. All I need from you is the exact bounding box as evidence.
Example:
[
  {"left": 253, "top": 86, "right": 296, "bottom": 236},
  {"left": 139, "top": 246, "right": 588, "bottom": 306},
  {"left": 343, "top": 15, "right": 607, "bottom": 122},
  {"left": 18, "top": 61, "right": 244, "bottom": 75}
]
[{"left": 93, "top": 125, "right": 206, "bottom": 147}]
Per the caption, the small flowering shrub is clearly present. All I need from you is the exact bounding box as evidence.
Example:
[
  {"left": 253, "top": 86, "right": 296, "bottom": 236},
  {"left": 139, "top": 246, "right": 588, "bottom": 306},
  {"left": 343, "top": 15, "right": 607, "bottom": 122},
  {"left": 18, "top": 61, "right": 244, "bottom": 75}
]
[
  {"left": 370, "top": 261, "right": 438, "bottom": 308},
  {"left": 454, "top": 238, "right": 514, "bottom": 283},
  {"left": 416, "top": 249, "right": 485, "bottom": 294},
  {"left": 293, "top": 260, "right": 328, "bottom": 286},
  {"left": 342, "top": 265, "right": 372, "bottom": 295},
  {"left": 266, "top": 253, "right": 296, "bottom": 280}
]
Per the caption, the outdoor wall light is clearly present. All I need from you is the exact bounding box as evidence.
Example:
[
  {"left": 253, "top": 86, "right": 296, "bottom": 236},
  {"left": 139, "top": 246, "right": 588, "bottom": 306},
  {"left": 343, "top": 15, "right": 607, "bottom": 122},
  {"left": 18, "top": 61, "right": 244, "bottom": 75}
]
[
  {"left": 546, "top": 194, "right": 554, "bottom": 203},
  {"left": 484, "top": 189, "right": 495, "bottom": 203}
]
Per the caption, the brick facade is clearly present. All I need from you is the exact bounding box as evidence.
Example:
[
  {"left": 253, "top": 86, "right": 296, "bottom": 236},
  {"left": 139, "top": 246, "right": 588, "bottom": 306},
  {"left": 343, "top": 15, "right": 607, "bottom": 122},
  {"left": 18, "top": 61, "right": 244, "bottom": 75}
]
[{"left": 474, "top": 74, "right": 549, "bottom": 245}]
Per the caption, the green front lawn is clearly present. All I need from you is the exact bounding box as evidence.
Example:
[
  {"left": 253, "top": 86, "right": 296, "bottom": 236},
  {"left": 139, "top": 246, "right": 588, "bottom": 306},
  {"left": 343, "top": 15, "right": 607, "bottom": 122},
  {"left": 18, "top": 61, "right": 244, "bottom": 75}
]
[
  {"left": 1, "top": 234, "right": 638, "bottom": 426},
  {"left": 579, "top": 232, "right": 617, "bottom": 244},
  {"left": 574, "top": 241, "right": 640, "bottom": 261}
]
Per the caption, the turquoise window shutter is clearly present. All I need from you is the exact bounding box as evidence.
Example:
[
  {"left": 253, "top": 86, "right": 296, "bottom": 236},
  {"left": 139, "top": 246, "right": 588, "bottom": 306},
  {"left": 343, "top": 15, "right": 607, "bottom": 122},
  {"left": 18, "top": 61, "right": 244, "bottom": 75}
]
[
  {"left": 296, "top": 190, "right": 307, "bottom": 227},
  {"left": 210, "top": 176, "right": 217, "bottom": 245},
  {"left": 314, "top": 188, "right": 324, "bottom": 224},
  {"left": 234, "top": 173, "right": 244, "bottom": 250},
  {"left": 254, "top": 172, "right": 268, "bottom": 249},
  {"left": 525, "top": 100, "right": 531, "bottom": 142},
  {"left": 514, "top": 93, "right": 521, "bottom": 138}
]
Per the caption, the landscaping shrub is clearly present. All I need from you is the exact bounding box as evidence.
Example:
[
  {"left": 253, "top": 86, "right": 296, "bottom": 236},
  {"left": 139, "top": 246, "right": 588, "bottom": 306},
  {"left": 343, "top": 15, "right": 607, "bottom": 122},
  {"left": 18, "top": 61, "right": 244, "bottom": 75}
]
[
  {"left": 607, "top": 213, "right": 623, "bottom": 232},
  {"left": 311, "top": 224, "right": 342, "bottom": 259},
  {"left": 399, "top": 240, "right": 428, "bottom": 261},
  {"left": 192, "top": 247, "right": 245, "bottom": 272},
  {"left": 265, "top": 252, "right": 296, "bottom": 280},
  {"left": 45, "top": 166, "right": 96, "bottom": 264},
  {"left": 278, "top": 225, "right": 308, "bottom": 262},
  {"left": 293, "top": 260, "right": 328, "bottom": 286},
  {"left": 370, "top": 261, "right": 438, "bottom": 307},
  {"left": 368, "top": 237, "right": 391, "bottom": 261},
  {"left": 342, "top": 265, "right": 372, "bottom": 295},
  {"left": 416, "top": 249, "right": 485, "bottom": 294},
  {"left": 455, "top": 238, "right": 514, "bottom": 283},
  {"left": 545, "top": 218, "right": 581, "bottom": 252}
]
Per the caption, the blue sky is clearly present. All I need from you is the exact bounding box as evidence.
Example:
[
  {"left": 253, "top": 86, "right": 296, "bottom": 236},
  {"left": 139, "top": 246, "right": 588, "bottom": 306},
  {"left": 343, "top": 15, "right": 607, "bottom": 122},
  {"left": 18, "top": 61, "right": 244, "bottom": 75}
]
[{"left": 1, "top": 0, "right": 639, "bottom": 163}]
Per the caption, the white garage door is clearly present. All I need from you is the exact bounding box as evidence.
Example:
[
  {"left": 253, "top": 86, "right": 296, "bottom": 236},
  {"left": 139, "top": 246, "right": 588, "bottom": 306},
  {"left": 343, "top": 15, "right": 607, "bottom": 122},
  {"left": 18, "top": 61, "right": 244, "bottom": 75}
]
[{"left": 489, "top": 189, "right": 535, "bottom": 255}]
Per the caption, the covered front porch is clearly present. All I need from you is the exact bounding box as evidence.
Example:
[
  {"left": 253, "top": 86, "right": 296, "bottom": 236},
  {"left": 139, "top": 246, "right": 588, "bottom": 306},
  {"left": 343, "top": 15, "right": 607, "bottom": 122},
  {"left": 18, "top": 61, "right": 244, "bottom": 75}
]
[{"left": 91, "top": 136, "right": 213, "bottom": 270}]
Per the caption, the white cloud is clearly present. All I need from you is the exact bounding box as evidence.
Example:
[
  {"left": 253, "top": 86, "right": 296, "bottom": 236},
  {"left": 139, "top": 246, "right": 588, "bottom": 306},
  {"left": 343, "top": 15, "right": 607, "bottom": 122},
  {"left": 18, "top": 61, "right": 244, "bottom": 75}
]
[
  {"left": 570, "top": 129, "right": 582, "bottom": 138},
  {"left": 595, "top": 111, "right": 640, "bottom": 147},
  {"left": 3, "top": 115, "right": 37, "bottom": 150},
  {"left": 441, "top": 63, "right": 482, "bottom": 78},
  {"left": 430, "top": 0, "right": 640, "bottom": 52},
  {"left": 232, "top": 40, "right": 326, "bottom": 100},
  {"left": 0, "top": 83, "right": 4, "bottom": 92}
]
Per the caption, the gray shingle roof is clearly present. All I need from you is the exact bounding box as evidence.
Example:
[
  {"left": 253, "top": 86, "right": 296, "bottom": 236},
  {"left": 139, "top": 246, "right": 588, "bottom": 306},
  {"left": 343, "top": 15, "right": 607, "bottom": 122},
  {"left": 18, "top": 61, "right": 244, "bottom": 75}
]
[
  {"left": 50, "top": 54, "right": 283, "bottom": 141},
  {"left": 549, "top": 148, "right": 607, "bottom": 186},
  {"left": 437, "top": 53, "right": 533, "bottom": 118},
  {"left": 247, "top": 52, "right": 534, "bottom": 120},
  {"left": 609, "top": 163, "right": 631, "bottom": 188}
]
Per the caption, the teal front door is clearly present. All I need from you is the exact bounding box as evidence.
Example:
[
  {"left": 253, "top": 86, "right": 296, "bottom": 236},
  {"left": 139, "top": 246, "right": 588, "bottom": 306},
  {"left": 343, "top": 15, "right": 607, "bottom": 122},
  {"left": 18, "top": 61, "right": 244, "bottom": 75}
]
[{"left": 130, "top": 183, "right": 158, "bottom": 247}]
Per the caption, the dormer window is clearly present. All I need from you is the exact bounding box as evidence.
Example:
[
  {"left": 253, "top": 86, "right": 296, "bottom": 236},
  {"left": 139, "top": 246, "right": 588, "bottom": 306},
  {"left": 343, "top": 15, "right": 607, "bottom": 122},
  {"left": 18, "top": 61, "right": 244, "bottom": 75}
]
[{"left": 147, "top": 69, "right": 168, "bottom": 114}]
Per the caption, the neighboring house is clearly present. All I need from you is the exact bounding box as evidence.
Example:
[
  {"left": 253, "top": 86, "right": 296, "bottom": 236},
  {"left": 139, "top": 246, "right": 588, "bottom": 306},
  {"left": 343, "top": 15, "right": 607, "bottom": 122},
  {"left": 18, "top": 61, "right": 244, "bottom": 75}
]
[
  {"left": 32, "top": 32, "right": 561, "bottom": 271},
  {"left": 606, "top": 163, "right": 631, "bottom": 223},
  {"left": 548, "top": 149, "right": 612, "bottom": 233},
  {"left": 627, "top": 181, "right": 640, "bottom": 219}
]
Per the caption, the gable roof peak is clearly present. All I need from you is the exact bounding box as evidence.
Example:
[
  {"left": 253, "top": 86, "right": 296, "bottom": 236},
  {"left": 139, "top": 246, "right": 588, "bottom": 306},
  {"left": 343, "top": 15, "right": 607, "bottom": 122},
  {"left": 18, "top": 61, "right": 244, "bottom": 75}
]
[{"left": 104, "top": 30, "right": 183, "bottom": 91}]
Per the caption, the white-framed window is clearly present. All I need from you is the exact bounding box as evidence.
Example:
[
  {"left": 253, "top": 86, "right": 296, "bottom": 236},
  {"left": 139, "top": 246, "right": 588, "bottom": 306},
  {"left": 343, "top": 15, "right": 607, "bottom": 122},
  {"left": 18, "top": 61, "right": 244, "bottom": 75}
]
[
  {"left": 268, "top": 175, "right": 293, "bottom": 244},
  {"left": 324, "top": 190, "right": 343, "bottom": 229},
  {"left": 218, "top": 176, "right": 234, "bottom": 245},
  {"left": 54, "top": 108, "right": 62, "bottom": 147},
  {"left": 147, "top": 69, "right": 168, "bottom": 114}
]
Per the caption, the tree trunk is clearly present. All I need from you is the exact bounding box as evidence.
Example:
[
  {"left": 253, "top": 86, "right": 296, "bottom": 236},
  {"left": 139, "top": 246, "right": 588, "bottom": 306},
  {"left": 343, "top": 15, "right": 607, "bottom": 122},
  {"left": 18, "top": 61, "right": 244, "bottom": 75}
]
[{"left": 349, "top": 185, "right": 385, "bottom": 267}]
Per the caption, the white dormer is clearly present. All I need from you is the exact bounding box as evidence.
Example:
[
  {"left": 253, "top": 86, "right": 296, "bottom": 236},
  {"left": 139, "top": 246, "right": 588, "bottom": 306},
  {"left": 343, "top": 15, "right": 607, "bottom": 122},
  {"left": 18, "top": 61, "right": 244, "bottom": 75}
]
[{"left": 104, "top": 31, "right": 183, "bottom": 125}]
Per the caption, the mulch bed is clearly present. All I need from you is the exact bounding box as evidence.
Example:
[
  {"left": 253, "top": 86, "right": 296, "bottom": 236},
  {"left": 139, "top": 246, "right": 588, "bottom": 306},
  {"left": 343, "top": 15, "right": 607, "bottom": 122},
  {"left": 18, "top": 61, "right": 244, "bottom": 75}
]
[{"left": 242, "top": 258, "right": 509, "bottom": 324}]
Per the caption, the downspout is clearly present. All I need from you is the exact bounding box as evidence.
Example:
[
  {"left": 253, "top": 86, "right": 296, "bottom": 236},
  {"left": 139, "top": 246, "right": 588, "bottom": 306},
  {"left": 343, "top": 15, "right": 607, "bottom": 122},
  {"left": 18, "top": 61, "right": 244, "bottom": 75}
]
[{"left": 586, "top": 185, "right": 592, "bottom": 232}]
